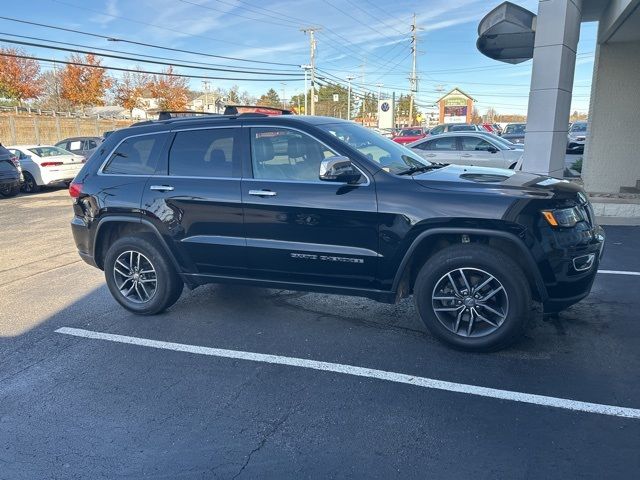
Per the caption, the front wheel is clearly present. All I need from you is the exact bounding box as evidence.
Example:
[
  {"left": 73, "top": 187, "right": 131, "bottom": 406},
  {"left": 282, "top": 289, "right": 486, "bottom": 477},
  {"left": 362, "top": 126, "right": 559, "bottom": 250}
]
[
  {"left": 104, "top": 235, "right": 183, "bottom": 315},
  {"left": 414, "top": 244, "right": 531, "bottom": 352}
]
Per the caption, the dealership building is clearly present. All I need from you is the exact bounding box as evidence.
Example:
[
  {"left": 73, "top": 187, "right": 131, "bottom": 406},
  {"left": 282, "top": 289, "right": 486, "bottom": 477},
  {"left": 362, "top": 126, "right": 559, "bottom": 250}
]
[{"left": 478, "top": 0, "right": 640, "bottom": 194}]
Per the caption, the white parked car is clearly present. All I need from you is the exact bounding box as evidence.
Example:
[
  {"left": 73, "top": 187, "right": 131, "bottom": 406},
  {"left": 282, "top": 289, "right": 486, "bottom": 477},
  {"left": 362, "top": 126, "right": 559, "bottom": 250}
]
[
  {"left": 7, "top": 145, "right": 85, "bottom": 193},
  {"left": 408, "top": 132, "right": 523, "bottom": 170}
]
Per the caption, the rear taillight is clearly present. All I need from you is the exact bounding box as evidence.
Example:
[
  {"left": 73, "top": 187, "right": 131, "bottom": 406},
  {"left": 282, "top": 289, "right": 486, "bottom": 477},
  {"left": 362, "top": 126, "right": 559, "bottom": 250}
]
[
  {"left": 41, "top": 161, "right": 64, "bottom": 167},
  {"left": 69, "top": 182, "right": 83, "bottom": 198}
]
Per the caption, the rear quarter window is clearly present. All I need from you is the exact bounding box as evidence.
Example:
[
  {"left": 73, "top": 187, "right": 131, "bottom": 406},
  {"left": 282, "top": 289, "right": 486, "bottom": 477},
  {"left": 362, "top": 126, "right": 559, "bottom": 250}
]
[{"left": 102, "top": 133, "right": 167, "bottom": 175}]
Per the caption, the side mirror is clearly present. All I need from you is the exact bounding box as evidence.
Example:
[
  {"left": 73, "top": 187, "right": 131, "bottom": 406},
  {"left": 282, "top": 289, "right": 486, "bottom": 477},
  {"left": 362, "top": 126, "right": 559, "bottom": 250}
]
[
  {"left": 488, "top": 146, "right": 498, "bottom": 154},
  {"left": 319, "top": 156, "right": 362, "bottom": 184}
]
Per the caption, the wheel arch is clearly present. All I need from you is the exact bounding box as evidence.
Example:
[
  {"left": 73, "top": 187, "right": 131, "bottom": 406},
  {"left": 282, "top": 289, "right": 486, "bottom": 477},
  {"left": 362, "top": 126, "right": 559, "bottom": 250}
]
[
  {"left": 93, "top": 216, "right": 183, "bottom": 277},
  {"left": 392, "top": 227, "right": 547, "bottom": 302}
]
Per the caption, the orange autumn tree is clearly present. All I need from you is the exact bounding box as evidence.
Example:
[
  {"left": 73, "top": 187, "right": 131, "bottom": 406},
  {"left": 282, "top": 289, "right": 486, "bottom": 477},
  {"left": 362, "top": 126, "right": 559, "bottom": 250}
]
[
  {"left": 0, "top": 48, "right": 43, "bottom": 103},
  {"left": 114, "top": 69, "right": 150, "bottom": 116},
  {"left": 60, "top": 54, "right": 113, "bottom": 110},
  {"left": 148, "top": 67, "right": 189, "bottom": 110}
]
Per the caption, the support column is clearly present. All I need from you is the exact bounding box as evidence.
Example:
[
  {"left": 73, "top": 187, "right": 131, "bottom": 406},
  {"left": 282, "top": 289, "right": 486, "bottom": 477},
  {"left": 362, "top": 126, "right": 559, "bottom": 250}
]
[
  {"left": 523, "top": 0, "right": 582, "bottom": 177},
  {"left": 583, "top": 40, "right": 640, "bottom": 193}
]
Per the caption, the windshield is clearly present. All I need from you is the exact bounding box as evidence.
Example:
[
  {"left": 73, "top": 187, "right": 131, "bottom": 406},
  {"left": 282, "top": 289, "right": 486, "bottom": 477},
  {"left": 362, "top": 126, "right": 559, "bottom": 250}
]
[
  {"left": 318, "top": 122, "right": 431, "bottom": 174},
  {"left": 28, "top": 146, "right": 71, "bottom": 157},
  {"left": 505, "top": 124, "right": 526, "bottom": 134},
  {"left": 570, "top": 122, "right": 587, "bottom": 132}
]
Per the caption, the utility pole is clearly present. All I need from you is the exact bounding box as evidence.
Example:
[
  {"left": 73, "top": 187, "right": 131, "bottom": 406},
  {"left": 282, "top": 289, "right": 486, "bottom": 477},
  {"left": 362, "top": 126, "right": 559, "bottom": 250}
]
[
  {"left": 409, "top": 13, "right": 419, "bottom": 125},
  {"left": 346, "top": 75, "right": 355, "bottom": 121},
  {"left": 301, "top": 27, "right": 321, "bottom": 116},
  {"left": 301, "top": 64, "right": 311, "bottom": 115},
  {"left": 52, "top": 61, "right": 61, "bottom": 111},
  {"left": 202, "top": 80, "right": 210, "bottom": 112},
  {"left": 281, "top": 82, "right": 286, "bottom": 109},
  {"left": 361, "top": 59, "right": 366, "bottom": 125}
]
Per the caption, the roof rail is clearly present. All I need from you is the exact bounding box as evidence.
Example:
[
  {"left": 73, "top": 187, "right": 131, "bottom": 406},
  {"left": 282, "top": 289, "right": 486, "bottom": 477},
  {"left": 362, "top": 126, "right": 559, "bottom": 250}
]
[
  {"left": 223, "top": 105, "right": 293, "bottom": 116},
  {"left": 157, "top": 111, "right": 220, "bottom": 120}
]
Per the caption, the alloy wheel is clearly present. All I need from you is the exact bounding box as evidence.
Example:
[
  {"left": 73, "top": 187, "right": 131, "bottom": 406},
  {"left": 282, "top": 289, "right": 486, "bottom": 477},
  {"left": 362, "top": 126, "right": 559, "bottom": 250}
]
[
  {"left": 113, "top": 250, "right": 158, "bottom": 304},
  {"left": 431, "top": 268, "right": 509, "bottom": 338}
]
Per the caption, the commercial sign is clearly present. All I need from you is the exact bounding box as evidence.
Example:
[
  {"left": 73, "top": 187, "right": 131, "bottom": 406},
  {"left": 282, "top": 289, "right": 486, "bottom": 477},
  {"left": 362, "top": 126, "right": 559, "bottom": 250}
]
[
  {"left": 378, "top": 99, "right": 393, "bottom": 129},
  {"left": 444, "top": 97, "right": 467, "bottom": 106}
]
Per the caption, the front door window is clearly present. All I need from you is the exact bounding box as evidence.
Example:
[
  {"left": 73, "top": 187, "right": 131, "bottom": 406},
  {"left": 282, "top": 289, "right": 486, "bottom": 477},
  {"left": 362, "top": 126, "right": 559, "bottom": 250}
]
[{"left": 250, "top": 128, "right": 336, "bottom": 182}]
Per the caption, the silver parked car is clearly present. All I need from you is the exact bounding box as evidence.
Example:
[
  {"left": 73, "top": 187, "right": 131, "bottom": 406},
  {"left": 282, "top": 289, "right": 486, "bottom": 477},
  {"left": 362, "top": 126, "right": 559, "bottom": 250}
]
[
  {"left": 408, "top": 132, "right": 523, "bottom": 170},
  {"left": 567, "top": 121, "right": 587, "bottom": 153},
  {"left": 428, "top": 123, "right": 484, "bottom": 135},
  {"left": 55, "top": 136, "right": 102, "bottom": 160}
]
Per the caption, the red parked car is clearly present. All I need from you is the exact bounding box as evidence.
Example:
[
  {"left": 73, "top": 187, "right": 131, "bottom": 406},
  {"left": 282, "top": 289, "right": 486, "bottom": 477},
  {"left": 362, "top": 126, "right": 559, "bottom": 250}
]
[
  {"left": 392, "top": 127, "right": 428, "bottom": 144},
  {"left": 481, "top": 123, "right": 503, "bottom": 135}
]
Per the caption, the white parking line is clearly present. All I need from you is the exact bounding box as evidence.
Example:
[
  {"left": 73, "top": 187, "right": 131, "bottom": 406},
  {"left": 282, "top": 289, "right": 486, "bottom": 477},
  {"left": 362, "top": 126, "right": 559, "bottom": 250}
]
[
  {"left": 598, "top": 270, "right": 640, "bottom": 276},
  {"left": 56, "top": 327, "right": 640, "bottom": 420}
]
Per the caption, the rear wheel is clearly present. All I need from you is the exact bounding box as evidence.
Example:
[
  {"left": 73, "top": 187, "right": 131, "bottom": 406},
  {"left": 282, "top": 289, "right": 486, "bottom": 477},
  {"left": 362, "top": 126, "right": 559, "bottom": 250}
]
[
  {"left": 414, "top": 244, "right": 531, "bottom": 352},
  {"left": 21, "top": 171, "right": 40, "bottom": 193},
  {"left": 104, "top": 235, "right": 183, "bottom": 315}
]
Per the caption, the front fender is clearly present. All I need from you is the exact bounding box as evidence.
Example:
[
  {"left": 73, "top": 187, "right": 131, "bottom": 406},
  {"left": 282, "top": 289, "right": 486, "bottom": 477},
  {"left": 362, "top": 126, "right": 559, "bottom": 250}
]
[{"left": 387, "top": 225, "right": 547, "bottom": 302}]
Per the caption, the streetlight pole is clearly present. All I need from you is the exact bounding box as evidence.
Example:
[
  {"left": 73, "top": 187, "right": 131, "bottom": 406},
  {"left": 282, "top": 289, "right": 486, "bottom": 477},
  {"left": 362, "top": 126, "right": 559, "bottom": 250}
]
[
  {"left": 301, "top": 64, "right": 311, "bottom": 115},
  {"left": 346, "top": 75, "right": 355, "bottom": 121}
]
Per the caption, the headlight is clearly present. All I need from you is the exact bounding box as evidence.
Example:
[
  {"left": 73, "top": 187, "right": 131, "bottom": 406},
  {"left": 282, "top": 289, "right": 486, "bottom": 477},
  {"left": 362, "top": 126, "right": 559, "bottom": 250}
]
[{"left": 541, "top": 206, "right": 584, "bottom": 227}]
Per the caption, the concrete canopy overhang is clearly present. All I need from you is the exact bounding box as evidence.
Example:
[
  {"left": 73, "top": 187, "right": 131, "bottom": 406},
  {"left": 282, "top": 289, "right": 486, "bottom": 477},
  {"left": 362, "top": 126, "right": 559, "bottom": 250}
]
[{"left": 476, "top": 2, "right": 536, "bottom": 64}]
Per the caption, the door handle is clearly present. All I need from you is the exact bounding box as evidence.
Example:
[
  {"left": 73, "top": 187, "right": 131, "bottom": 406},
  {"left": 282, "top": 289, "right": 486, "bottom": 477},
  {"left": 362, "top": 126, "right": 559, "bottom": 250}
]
[
  {"left": 461, "top": 154, "right": 472, "bottom": 158},
  {"left": 425, "top": 153, "right": 436, "bottom": 157},
  {"left": 149, "top": 185, "right": 174, "bottom": 191},
  {"left": 249, "top": 189, "right": 277, "bottom": 197}
]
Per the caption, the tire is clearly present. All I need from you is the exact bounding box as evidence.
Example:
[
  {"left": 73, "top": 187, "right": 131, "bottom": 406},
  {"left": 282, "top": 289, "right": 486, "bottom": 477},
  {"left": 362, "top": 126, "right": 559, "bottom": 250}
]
[
  {"left": 104, "top": 235, "right": 184, "bottom": 315},
  {"left": 0, "top": 184, "right": 19, "bottom": 197},
  {"left": 414, "top": 244, "right": 531, "bottom": 352},
  {"left": 21, "top": 171, "right": 40, "bottom": 193}
]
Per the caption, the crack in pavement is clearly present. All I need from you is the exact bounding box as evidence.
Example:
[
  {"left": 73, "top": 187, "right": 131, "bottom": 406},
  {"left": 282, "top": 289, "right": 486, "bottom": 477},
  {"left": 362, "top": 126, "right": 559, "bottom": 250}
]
[{"left": 231, "top": 388, "right": 305, "bottom": 479}]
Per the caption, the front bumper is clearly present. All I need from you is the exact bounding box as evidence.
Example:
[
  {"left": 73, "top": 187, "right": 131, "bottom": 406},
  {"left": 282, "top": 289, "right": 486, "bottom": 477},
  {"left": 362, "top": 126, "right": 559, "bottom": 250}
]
[{"left": 542, "top": 225, "right": 605, "bottom": 313}]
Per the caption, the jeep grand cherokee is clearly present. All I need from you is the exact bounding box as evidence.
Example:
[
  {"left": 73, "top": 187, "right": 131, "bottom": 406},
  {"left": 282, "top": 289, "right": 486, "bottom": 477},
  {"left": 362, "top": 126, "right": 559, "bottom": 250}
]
[{"left": 69, "top": 113, "right": 605, "bottom": 351}]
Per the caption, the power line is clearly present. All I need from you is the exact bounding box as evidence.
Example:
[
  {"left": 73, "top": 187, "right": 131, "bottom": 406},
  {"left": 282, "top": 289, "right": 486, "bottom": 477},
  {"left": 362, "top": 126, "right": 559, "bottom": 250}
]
[
  {"left": 0, "top": 37, "right": 303, "bottom": 77},
  {"left": 0, "top": 32, "right": 300, "bottom": 73},
  {"left": 180, "top": 0, "right": 410, "bottom": 72},
  {"left": 343, "top": 0, "right": 408, "bottom": 35},
  {"left": 177, "top": 0, "right": 295, "bottom": 29},
  {"left": 0, "top": 51, "right": 305, "bottom": 82},
  {"left": 0, "top": 15, "right": 299, "bottom": 67}
]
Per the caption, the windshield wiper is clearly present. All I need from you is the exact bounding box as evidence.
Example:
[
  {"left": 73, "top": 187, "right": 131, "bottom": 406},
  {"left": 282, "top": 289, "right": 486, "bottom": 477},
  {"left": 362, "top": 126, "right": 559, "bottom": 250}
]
[{"left": 396, "top": 164, "right": 444, "bottom": 176}]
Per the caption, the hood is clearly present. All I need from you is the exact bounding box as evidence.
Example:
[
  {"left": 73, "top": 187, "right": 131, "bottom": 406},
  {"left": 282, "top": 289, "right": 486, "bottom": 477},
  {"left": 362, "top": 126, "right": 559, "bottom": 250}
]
[{"left": 412, "top": 164, "right": 583, "bottom": 200}]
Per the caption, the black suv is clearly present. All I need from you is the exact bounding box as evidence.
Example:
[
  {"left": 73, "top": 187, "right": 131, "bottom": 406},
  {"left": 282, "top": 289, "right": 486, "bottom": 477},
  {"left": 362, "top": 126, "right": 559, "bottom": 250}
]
[{"left": 70, "top": 114, "right": 605, "bottom": 351}]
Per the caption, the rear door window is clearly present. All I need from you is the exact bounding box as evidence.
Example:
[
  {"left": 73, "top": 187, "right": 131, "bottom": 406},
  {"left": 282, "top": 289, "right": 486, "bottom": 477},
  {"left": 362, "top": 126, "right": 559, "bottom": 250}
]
[
  {"left": 461, "top": 137, "right": 496, "bottom": 151},
  {"left": 168, "top": 128, "right": 239, "bottom": 178},
  {"left": 102, "top": 134, "right": 167, "bottom": 175},
  {"left": 427, "top": 137, "right": 458, "bottom": 151}
]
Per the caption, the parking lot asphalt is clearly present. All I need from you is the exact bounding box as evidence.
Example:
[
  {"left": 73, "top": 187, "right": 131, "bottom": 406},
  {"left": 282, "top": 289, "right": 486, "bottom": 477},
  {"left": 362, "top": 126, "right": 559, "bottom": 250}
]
[{"left": 1, "top": 189, "right": 639, "bottom": 479}]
